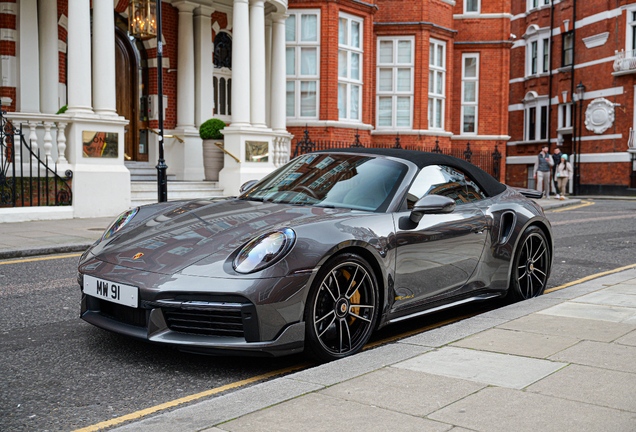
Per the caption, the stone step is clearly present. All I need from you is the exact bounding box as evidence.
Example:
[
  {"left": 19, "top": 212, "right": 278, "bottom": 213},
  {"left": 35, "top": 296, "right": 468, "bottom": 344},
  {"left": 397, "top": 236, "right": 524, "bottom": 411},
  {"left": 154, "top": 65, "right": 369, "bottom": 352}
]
[{"left": 130, "top": 181, "right": 224, "bottom": 208}]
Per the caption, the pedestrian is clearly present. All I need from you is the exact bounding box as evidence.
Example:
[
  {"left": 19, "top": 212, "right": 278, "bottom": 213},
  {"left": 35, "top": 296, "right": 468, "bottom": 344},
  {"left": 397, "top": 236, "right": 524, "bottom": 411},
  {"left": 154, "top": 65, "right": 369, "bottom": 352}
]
[
  {"left": 556, "top": 154, "right": 573, "bottom": 200},
  {"left": 533, "top": 145, "right": 554, "bottom": 199},
  {"left": 552, "top": 147, "right": 562, "bottom": 198}
]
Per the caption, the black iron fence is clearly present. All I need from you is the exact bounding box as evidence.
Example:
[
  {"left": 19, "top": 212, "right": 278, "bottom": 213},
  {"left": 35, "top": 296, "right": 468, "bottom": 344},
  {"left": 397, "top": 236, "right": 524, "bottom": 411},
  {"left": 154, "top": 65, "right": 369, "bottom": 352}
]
[
  {"left": 0, "top": 111, "right": 72, "bottom": 207},
  {"left": 292, "top": 128, "right": 503, "bottom": 181}
]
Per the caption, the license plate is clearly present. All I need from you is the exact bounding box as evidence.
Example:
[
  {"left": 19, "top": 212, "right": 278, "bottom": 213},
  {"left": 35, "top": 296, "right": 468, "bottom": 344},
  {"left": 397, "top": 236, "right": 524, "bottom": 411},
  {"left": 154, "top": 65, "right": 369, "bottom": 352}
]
[{"left": 84, "top": 275, "right": 139, "bottom": 308}]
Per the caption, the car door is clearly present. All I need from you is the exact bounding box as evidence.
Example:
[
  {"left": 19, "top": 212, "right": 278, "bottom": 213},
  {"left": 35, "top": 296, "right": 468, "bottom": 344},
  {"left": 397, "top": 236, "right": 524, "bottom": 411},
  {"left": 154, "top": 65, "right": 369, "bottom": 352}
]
[{"left": 392, "top": 164, "right": 489, "bottom": 312}]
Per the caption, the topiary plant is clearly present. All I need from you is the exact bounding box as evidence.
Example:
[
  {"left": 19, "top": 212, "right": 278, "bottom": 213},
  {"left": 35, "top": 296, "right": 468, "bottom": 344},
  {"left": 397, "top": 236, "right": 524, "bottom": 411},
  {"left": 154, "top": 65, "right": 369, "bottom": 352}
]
[{"left": 199, "top": 118, "right": 226, "bottom": 140}]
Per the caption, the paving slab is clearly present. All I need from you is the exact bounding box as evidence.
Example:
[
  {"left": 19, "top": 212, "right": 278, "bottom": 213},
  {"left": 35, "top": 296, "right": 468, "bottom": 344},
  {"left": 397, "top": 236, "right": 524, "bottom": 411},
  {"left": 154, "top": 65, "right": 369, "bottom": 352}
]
[
  {"left": 621, "top": 277, "right": 636, "bottom": 285},
  {"left": 110, "top": 378, "right": 324, "bottom": 432},
  {"left": 320, "top": 367, "right": 486, "bottom": 417},
  {"left": 216, "top": 393, "right": 452, "bottom": 432},
  {"left": 399, "top": 316, "right": 507, "bottom": 348},
  {"left": 527, "top": 364, "right": 636, "bottom": 412},
  {"left": 450, "top": 328, "right": 578, "bottom": 358},
  {"left": 393, "top": 347, "right": 566, "bottom": 389},
  {"left": 572, "top": 290, "right": 636, "bottom": 308},
  {"left": 286, "top": 343, "right": 429, "bottom": 387},
  {"left": 496, "top": 313, "right": 636, "bottom": 342},
  {"left": 615, "top": 329, "right": 636, "bottom": 346},
  {"left": 603, "top": 284, "right": 636, "bottom": 295},
  {"left": 538, "top": 301, "right": 636, "bottom": 323},
  {"left": 428, "top": 386, "right": 636, "bottom": 432},
  {"left": 477, "top": 296, "right": 562, "bottom": 321},
  {"left": 549, "top": 340, "right": 636, "bottom": 373},
  {"left": 543, "top": 281, "right": 607, "bottom": 300}
]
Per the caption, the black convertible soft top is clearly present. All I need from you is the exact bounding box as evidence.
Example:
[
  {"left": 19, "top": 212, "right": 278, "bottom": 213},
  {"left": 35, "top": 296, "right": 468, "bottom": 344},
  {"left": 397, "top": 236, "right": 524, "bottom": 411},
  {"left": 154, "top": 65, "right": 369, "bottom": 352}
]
[{"left": 316, "top": 147, "right": 507, "bottom": 197}]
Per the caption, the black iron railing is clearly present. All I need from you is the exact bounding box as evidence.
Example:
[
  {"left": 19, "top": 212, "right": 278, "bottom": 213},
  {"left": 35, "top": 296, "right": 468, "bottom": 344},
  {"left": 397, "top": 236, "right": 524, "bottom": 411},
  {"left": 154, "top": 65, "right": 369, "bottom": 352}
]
[
  {"left": 292, "top": 128, "right": 503, "bottom": 180},
  {"left": 0, "top": 111, "right": 72, "bottom": 207}
]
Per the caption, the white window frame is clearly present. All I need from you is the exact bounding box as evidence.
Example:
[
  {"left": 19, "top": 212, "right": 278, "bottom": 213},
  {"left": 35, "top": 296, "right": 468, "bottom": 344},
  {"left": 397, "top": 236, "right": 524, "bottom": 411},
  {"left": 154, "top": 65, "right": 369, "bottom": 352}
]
[
  {"left": 524, "top": 27, "right": 550, "bottom": 77},
  {"left": 376, "top": 36, "right": 414, "bottom": 130},
  {"left": 428, "top": 38, "right": 446, "bottom": 131},
  {"left": 338, "top": 12, "right": 364, "bottom": 122},
  {"left": 464, "top": 0, "right": 480, "bottom": 14},
  {"left": 285, "top": 9, "right": 321, "bottom": 119},
  {"left": 626, "top": 5, "right": 636, "bottom": 55},
  {"left": 461, "top": 53, "right": 479, "bottom": 135},
  {"left": 523, "top": 92, "right": 549, "bottom": 141},
  {"left": 558, "top": 103, "right": 573, "bottom": 130}
]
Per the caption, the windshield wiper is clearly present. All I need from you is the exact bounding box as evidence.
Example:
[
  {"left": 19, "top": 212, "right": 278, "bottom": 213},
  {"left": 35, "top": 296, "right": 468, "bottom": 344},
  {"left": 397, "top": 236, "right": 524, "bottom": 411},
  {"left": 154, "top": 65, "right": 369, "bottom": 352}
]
[{"left": 240, "top": 196, "right": 267, "bottom": 202}]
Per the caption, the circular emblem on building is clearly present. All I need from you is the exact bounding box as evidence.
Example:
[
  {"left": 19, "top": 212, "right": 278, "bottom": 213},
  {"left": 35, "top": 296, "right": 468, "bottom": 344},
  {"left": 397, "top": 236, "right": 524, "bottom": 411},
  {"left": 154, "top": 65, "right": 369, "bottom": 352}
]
[{"left": 585, "top": 98, "right": 615, "bottom": 134}]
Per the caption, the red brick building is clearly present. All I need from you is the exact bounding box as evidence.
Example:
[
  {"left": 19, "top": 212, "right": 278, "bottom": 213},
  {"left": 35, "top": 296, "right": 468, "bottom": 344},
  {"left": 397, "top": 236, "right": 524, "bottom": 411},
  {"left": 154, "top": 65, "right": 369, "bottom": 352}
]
[{"left": 507, "top": 0, "right": 636, "bottom": 195}]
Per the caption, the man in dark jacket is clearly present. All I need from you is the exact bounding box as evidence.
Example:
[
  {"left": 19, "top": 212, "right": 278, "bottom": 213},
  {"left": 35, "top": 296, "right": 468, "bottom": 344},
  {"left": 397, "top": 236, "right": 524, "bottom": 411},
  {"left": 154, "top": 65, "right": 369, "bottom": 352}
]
[{"left": 552, "top": 147, "right": 562, "bottom": 198}]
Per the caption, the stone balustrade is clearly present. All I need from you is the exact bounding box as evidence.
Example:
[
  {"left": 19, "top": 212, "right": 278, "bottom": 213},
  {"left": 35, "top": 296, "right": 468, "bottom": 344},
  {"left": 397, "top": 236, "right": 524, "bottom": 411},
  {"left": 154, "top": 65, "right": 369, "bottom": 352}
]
[{"left": 5, "top": 112, "right": 70, "bottom": 167}]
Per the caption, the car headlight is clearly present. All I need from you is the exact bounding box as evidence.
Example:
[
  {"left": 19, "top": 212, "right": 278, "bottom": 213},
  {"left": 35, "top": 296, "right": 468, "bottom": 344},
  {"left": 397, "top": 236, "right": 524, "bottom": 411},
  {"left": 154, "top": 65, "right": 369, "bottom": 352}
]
[
  {"left": 233, "top": 228, "right": 296, "bottom": 274},
  {"left": 102, "top": 207, "right": 139, "bottom": 242}
]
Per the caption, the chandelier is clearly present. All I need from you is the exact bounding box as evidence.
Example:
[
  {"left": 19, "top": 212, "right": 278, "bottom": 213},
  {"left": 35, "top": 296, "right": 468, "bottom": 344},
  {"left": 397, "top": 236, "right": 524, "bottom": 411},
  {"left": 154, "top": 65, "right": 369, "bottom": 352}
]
[{"left": 129, "top": 0, "right": 157, "bottom": 40}]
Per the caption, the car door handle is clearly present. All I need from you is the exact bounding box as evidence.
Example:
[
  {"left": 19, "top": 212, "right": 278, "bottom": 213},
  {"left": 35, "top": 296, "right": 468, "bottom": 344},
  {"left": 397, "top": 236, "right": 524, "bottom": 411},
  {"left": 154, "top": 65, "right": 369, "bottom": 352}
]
[{"left": 472, "top": 227, "right": 486, "bottom": 234}]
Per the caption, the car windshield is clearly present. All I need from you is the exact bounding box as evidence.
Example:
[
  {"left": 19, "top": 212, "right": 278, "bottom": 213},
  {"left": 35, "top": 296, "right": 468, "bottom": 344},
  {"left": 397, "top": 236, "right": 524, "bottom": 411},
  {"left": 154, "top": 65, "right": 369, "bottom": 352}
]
[{"left": 240, "top": 153, "right": 408, "bottom": 212}]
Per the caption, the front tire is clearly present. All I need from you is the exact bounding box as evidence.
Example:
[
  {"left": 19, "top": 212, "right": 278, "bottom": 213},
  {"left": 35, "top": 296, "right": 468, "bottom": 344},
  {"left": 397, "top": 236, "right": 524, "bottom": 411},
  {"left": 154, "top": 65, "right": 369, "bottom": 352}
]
[
  {"left": 304, "top": 253, "right": 379, "bottom": 362},
  {"left": 509, "top": 225, "right": 551, "bottom": 301}
]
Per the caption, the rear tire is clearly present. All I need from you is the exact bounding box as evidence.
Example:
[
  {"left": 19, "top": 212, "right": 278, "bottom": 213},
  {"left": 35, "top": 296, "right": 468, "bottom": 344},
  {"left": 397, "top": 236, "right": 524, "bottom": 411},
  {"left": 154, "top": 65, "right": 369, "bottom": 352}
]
[
  {"left": 509, "top": 225, "right": 551, "bottom": 301},
  {"left": 304, "top": 253, "right": 379, "bottom": 362}
]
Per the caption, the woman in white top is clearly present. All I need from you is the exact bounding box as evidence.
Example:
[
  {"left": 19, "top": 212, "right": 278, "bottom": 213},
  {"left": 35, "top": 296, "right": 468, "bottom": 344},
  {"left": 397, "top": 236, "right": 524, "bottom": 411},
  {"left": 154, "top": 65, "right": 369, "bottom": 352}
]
[{"left": 555, "top": 154, "right": 573, "bottom": 200}]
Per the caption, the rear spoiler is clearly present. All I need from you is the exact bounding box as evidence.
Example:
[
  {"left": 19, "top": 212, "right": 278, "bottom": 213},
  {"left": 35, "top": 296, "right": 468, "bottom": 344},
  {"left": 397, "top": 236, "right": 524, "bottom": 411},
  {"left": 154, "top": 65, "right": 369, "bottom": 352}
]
[{"left": 511, "top": 187, "right": 543, "bottom": 199}]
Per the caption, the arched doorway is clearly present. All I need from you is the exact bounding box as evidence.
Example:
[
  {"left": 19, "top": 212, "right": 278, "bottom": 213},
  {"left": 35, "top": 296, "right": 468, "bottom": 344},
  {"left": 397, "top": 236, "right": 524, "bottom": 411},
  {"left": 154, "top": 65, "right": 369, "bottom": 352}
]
[
  {"left": 213, "top": 32, "right": 232, "bottom": 121},
  {"left": 114, "top": 24, "right": 149, "bottom": 162}
]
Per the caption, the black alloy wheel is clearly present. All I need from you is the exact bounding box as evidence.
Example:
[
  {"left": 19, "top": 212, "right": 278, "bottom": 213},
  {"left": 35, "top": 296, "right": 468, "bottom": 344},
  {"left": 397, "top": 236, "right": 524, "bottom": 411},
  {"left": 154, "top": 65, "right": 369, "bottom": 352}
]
[
  {"left": 304, "top": 253, "right": 379, "bottom": 362},
  {"left": 510, "top": 225, "right": 551, "bottom": 301}
]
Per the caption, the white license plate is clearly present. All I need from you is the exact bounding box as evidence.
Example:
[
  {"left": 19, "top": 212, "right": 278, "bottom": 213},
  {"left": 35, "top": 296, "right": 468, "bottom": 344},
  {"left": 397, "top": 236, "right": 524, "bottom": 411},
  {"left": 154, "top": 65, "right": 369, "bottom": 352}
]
[{"left": 84, "top": 275, "right": 139, "bottom": 308}]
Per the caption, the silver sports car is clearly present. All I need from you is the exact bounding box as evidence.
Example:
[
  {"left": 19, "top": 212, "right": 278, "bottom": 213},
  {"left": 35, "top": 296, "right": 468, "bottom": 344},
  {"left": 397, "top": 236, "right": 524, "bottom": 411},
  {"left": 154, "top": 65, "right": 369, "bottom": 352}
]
[{"left": 78, "top": 148, "right": 552, "bottom": 361}]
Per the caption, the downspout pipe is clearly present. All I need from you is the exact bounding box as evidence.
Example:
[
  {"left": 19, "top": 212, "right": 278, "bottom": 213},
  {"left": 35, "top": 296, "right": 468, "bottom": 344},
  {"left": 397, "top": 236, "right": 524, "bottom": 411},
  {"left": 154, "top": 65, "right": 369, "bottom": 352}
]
[
  {"left": 547, "top": 0, "right": 554, "bottom": 148},
  {"left": 570, "top": 0, "right": 578, "bottom": 195}
]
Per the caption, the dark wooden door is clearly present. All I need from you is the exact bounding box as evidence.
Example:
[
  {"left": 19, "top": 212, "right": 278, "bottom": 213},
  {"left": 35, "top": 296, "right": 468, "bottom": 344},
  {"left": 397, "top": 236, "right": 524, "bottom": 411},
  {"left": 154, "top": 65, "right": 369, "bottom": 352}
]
[{"left": 115, "top": 32, "right": 143, "bottom": 161}]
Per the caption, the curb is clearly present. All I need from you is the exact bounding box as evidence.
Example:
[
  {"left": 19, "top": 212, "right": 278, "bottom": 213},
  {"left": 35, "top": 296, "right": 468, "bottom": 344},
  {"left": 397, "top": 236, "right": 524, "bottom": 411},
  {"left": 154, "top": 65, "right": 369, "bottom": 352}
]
[
  {"left": 534, "top": 198, "right": 582, "bottom": 210},
  {"left": 0, "top": 243, "right": 92, "bottom": 260}
]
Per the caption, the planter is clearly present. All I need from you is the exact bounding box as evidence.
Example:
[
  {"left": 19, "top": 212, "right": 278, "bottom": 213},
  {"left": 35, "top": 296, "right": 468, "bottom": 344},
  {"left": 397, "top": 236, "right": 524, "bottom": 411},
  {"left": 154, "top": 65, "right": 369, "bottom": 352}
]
[{"left": 202, "top": 139, "right": 224, "bottom": 181}]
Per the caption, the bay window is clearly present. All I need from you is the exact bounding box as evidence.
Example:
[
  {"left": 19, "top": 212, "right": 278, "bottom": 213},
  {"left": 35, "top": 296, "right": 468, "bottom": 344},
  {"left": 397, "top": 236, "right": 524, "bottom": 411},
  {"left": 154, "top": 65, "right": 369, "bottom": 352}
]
[
  {"left": 461, "top": 53, "right": 479, "bottom": 134},
  {"left": 428, "top": 39, "right": 446, "bottom": 130},
  {"left": 376, "top": 37, "right": 414, "bottom": 129},
  {"left": 338, "top": 13, "right": 363, "bottom": 121},
  {"left": 286, "top": 10, "right": 320, "bottom": 119}
]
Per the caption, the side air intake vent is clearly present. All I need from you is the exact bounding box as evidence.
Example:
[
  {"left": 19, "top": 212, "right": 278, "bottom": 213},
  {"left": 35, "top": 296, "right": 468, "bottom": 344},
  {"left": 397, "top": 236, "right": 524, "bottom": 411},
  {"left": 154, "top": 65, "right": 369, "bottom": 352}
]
[{"left": 499, "top": 211, "right": 516, "bottom": 245}]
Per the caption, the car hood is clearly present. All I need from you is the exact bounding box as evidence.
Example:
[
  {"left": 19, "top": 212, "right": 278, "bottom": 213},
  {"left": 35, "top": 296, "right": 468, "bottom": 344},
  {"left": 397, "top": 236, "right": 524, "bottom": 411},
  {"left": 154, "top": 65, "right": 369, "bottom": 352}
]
[{"left": 90, "top": 198, "right": 359, "bottom": 275}]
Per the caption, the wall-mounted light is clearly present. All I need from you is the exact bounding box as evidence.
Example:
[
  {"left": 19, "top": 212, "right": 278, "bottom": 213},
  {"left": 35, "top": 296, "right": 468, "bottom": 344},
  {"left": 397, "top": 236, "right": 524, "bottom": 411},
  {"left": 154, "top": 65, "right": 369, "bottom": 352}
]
[{"left": 129, "top": 0, "right": 157, "bottom": 40}]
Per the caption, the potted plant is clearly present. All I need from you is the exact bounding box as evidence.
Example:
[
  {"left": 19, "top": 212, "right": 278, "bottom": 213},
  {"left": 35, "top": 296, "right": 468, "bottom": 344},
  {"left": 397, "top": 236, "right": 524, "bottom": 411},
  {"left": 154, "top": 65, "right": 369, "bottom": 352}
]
[{"left": 199, "top": 119, "right": 226, "bottom": 181}]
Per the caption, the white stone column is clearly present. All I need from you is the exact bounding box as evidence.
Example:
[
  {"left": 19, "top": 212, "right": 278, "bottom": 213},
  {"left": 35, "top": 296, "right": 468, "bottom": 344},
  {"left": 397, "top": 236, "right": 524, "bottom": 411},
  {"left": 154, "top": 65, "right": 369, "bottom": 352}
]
[
  {"left": 38, "top": 0, "right": 58, "bottom": 114},
  {"left": 265, "top": 19, "right": 272, "bottom": 128},
  {"left": 66, "top": 0, "right": 93, "bottom": 114},
  {"left": 92, "top": 0, "right": 117, "bottom": 116},
  {"left": 174, "top": 1, "right": 197, "bottom": 130},
  {"left": 270, "top": 14, "right": 287, "bottom": 132},
  {"left": 249, "top": 0, "right": 266, "bottom": 128},
  {"left": 18, "top": 0, "right": 40, "bottom": 113},
  {"left": 194, "top": 5, "right": 215, "bottom": 127},
  {"left": 230, "top": 0, "right": 251, "bottom": 127}
]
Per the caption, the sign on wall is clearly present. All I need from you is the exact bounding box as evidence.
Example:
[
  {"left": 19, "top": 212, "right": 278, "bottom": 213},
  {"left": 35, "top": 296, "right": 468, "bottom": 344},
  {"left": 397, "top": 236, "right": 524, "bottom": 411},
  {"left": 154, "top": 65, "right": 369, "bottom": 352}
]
[
  {"left": 83, "top": 131, "right": 119, "bottom": 158},
  {"left": 245, "top": 141, "right": 269, "bottom": 162}
]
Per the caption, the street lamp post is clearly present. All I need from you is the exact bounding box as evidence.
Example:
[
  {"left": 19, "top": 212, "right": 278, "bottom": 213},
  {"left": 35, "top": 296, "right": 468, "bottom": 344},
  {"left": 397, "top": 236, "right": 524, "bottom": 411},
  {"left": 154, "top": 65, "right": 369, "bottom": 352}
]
[
  {"left": 128, "top": 0, "right": 167, "bottom": 203},
  {"left": 575, "top": 81, "right": 585, "bottom": 196}
]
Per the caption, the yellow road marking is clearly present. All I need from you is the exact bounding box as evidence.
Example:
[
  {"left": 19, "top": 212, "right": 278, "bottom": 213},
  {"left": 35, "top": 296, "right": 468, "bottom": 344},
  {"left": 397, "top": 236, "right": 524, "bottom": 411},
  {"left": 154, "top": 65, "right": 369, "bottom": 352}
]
[
  {"left": 0, "top": 253, "right": 82, "bottom": 265},
  {"left": 70, "top": 363, "right": 310, "bottom": 432},
  {"left": 550, "top": 200, "right": 595, "bottom": 212},
  {"left": 545, "top": 262, "right": 636, "bottom": 294}
]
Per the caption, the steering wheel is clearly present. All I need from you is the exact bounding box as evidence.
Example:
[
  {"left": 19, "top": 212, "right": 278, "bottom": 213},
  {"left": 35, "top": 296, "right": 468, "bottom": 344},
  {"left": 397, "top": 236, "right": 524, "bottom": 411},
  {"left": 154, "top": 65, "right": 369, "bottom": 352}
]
[{"left": 291, "top": 185, "right": 319, "bottom": 200}]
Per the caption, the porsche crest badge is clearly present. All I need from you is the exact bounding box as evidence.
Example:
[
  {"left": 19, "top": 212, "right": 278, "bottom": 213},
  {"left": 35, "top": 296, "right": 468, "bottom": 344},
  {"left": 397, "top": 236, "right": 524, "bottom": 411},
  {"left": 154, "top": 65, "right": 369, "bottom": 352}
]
[{"left": 132, "top": 253, "right": 144, "bottom": 260}]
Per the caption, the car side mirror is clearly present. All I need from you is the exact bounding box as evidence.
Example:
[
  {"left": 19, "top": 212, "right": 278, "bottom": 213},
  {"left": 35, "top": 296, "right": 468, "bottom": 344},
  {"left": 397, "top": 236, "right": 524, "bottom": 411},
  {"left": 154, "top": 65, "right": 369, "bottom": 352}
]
[
  {"left": 410, "top": 195, "right": 456, "bottom": 223},
  {"left": 239, "top": 180, "right": 259, "bottom": 194}
]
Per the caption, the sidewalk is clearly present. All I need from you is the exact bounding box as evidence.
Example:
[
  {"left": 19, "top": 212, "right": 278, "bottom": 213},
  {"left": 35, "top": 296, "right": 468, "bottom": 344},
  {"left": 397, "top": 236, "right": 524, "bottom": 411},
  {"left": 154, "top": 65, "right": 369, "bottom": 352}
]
[
  {"left": 111, "top": 268, "right": 636, "bottom": 432},
  {"left": 0, "top": 198, "right": 580, "bottom": 260}
]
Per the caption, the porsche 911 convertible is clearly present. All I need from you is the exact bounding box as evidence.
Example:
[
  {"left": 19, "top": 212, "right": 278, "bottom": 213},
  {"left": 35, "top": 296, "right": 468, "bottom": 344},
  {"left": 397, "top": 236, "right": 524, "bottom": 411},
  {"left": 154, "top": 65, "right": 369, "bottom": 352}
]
[{"left": 78, "top": 148, "right": 553, "bottom": 361}]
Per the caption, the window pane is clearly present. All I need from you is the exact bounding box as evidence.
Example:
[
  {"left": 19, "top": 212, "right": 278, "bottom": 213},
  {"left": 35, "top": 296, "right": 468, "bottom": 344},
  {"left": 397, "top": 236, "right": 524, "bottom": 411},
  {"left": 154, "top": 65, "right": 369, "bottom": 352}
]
[
  {"left": 350, "top": 85, "right": 360, "bottom": 120},
  {"left": 464, "top": 57, "right": 477, "bottom": 78},
  {"left": 300, "top": 15, "right": 317, "bottom": 42},
  {"left": 286, "top": 81, "right": 295, "bottom": 116},
  {"left": 463, "top": 81, "right": 476, "bottom": 102},
  {"left": 300, "top": 81, "right": 317, "bottom": 117},
  {"left": 397, "top": 40, "right": 411, "bottom": 63},
  {"left": 379, "top": 68, "right": 392, "bottom": 92},
  {"left": 436, "top": 98, "right": 442, "bottom": 128},
  {"left": 429, "top": 71, "right": 434, "bottom": 93},
  {"left": 397, "top": 69, "right": 410, "bottom": 91},
  {"left": 543, "top": 38, "right": 549, "bottom": 72},
  {"left": 428, "top": 98, "right": 433, "bottom": 127},
  {"left": 429, "top": 43, "right": 435, "bottom": 66},
  {"left": 379, "top": 40, "right": 393, "bottom": 63},
  {"left": 339, "top": 18, "right": 347, "bottom": 45},
  {"left": 338, "top": 83, "right": 347, "bottom": 118},
  {"left": 351, "top": 52, "right": 360, "bottom": 80},
  {"left": 466, "top": 0, "right": 479, "bottom": 12},
  {"left": 436, "top": 71, "right": 443, "bottom": 95},
  {"left": 378, "top": 97, "right": 392, "bottom": 126},
  {"left": 396, "top": 96, "right": 410, "bottom": 127},
  {"left": 437, "top": 45, "right": 444, "bottom": 67},
  {"left": 463, "top": 106, "right": 476, "bottom": 133},
  {"left": 351, "top": 21, "right": 360, "bottom": 48},
  {"left": 286, "top": 47, "right": 295, "bottom": 75},
  {"left": 301, "top": 48, "right": 317, "bottom": 76},
  {"left": 338, "top": 50, "right": 348, "bottom": 78},
  {"left": 285, "top": 15, "right": 296, "bottom": 42}
]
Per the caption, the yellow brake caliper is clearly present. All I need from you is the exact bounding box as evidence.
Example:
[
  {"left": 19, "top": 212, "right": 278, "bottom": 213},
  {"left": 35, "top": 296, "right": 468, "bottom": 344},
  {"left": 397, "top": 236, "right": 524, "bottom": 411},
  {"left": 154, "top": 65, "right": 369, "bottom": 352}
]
[{"left": 341, "top": 269, "right": 360, "bottom": 325}]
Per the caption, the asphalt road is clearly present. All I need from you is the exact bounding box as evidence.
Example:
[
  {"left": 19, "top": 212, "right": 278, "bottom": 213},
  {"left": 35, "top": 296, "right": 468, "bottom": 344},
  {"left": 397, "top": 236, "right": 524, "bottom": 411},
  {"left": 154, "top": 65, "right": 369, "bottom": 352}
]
[{"left": 1, "top": 198, "right": 634, "bottom": 432}]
